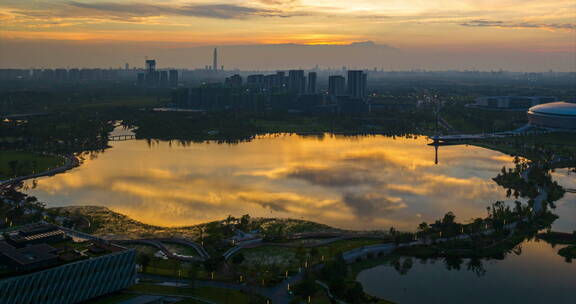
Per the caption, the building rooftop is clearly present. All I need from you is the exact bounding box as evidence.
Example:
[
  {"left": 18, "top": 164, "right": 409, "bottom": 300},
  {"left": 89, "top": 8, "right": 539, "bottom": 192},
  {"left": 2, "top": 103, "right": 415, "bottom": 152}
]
[
  {"left": 529, "top": 101, "right": 576, "bottom": 117},
  {"left": 0, "top": 223, "right": 127, "bottom": 278}
]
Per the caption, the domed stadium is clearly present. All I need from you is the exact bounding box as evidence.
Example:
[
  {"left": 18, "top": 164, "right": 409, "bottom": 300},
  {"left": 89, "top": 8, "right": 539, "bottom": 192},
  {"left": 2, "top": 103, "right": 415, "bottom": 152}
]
[{"left": 528, "top": 102, "right": 576, "bottom": 129}]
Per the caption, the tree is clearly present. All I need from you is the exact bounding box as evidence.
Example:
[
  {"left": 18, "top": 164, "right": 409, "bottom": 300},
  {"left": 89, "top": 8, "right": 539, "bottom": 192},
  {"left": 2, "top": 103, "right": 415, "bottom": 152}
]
[
  {"left": 8, "top": 160, "right": 18, "bottom": 177},
  {"left": 203, "top": 256, "right": 222, "bottom": 273},
  {"left": 239, "top": 214, "right": 251, "bottom": 231},
  {"left": 345, "top": 282, "right": 365, "bottom": 304},
  {"left": 232, "top": 253, "right": 245, "bottom": 265},
  {"left": 418, "top": 222, "right": 429, "bottom": 232},
  {"left": 294, "top": 272, "right": 318, "bottom": 298},
  {"left": 442, "top": 212, "right": 456, "bottom": 225},
  {"left": 136, "top": 253, "right": 151, "bottom": 269}
]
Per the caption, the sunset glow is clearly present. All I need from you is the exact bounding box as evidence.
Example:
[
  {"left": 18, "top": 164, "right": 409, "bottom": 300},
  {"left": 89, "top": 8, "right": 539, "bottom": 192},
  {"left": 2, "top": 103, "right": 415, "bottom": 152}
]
[{"left": 1, "top": 0, "right": 575, "bottom": 69}]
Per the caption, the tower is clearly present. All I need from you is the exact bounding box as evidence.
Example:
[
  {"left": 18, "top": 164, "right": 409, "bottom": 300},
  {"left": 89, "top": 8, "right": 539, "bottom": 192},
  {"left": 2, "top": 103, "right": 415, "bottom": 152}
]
[
  {"left": 288, "top": 70, "right": 305, "bottom": 95},
  {"left": 307, "top": 72, "right": 317, "bottom": 94},
  {"left": 213, "top": 48, "right": 218, "bottom": 71},
  {"left": 328, "top": 75, "right": 345, "bottom": 96},
  {"left": 347, "top": 70, "right": 367, "bottom": 100}
]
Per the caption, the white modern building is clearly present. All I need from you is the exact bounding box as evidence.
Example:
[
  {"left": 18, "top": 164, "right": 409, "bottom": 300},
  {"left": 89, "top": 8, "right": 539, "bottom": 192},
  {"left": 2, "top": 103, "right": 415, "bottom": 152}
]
[{"left": 528, "top": 102, "right": 576, "bottom": 129}]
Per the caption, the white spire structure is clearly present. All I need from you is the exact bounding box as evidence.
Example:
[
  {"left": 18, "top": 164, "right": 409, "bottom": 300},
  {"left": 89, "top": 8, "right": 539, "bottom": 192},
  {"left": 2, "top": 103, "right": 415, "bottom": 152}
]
[{"left": 212, "top": 48, "right": 218, "bottom": 71}]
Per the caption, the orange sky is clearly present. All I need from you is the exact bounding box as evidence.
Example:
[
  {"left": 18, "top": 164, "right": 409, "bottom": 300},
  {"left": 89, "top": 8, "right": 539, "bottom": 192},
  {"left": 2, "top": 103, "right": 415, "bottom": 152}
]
[{"left": 0, "top": 0, "right": 575, "bottom": 70}]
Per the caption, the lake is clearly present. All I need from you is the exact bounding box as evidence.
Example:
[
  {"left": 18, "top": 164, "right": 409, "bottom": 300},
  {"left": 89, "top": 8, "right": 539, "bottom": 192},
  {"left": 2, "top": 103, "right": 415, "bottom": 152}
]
[
  {"left": 22, "top": 133, "right": 549, "bottom": 231},
  {"left": 23, "top": 132, "right": 576, "bottom": 303}
]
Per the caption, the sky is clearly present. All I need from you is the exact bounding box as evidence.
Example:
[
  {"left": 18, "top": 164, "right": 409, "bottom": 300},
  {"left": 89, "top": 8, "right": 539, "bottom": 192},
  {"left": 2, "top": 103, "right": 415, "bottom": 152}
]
[{"left": 0, "top": 0, "right": 575, "bottom": 71}]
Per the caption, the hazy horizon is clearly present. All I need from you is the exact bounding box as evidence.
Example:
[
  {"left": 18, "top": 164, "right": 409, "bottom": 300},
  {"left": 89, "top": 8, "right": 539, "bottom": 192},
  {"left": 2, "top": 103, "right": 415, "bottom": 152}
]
[
  {"left": 1, "top": 40, "right": 575, "bottom": 72},
  {"left": 1, "top": 0, "right": 575, "bottom": 72}
]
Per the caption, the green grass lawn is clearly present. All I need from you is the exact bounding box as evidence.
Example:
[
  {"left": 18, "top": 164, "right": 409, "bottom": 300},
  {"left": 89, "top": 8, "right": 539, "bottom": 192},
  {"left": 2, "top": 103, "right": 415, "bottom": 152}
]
[
  {"left": 128, "top": 284, "right": 252, "bottom": 304},
  {"left": 142, "top": 259, "right": 202, "bottom": 279},
  {"left": 0, "top": 151, "right": 65, "bottom": 179},
  {"left": 125, "top": 244, "right": 161, "bottom": 256},
  {"left": 238, "top": 238, "right": 384, "bottom": 269},
  {"left": 162, "top": 242, "right": 199, "bottom": 257}
]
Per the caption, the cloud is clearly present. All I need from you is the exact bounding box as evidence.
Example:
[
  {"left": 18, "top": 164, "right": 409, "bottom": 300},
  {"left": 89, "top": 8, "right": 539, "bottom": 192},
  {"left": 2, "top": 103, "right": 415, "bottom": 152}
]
[
  {"left": 342, "top": 192, "right": 407, "bottom": 218},
  {"left": 69, "top": 1, "right": 283, "bottom": 19},
  {"left": 6, "top": 1, "right": 290, "bottom": 22},
  {"left": 460, "top": 19, "right": 576, "bottom": 31},
  {"left": 285, "top": 165, "right": 380, "bottom": 187}
]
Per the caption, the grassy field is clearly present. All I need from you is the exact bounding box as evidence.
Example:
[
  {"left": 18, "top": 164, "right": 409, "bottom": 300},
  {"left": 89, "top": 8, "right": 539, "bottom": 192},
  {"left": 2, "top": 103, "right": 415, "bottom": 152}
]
[
  {"left": 162, "top": 242, "right": 199, "bottom": 257},
  {"left": 0, "top": 151, "right": 64, "bottom": 179},
  {"left": 128, "top": 284, "right": 254, "bottom": 304},
  {"left": 239, "top": 238, "right": 384, "bottom": 269},
  {"left": 125, "top": 244, "right": 162, "bottom": 258},
  {"left": 51, "top": 205, "right": 342, "bottom": 241}
]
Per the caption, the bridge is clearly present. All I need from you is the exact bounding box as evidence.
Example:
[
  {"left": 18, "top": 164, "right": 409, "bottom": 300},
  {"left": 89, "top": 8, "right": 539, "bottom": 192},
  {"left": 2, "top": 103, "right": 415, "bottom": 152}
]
[
  {"left": 108, "top": 135, "right": 136, "bottom": 141},
  {"left": 112, "top": 238, "right": 209, "bottom": 261}
]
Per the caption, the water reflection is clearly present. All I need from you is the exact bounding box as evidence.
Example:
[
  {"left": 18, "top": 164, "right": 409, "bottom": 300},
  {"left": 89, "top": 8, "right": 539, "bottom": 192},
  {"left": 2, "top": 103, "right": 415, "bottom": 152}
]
[
  {"left": 357, "top": 241, "right": 576, "bottom": 304},
  {"left": 23, "top": 134, "right": 524, "bottom": 230}
]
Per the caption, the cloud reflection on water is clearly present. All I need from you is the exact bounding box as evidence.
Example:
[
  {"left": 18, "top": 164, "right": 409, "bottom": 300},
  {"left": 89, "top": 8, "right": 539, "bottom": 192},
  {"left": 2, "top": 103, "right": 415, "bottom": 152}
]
[{"left": 26, "top": 134, "right": 518, "bottom": 230}]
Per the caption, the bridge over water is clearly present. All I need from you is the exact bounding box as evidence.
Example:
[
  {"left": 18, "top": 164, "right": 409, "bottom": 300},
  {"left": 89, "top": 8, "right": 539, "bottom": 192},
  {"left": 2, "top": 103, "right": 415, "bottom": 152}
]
[{"left": 108, "top": 135, "right": 136, "bottom": 141}]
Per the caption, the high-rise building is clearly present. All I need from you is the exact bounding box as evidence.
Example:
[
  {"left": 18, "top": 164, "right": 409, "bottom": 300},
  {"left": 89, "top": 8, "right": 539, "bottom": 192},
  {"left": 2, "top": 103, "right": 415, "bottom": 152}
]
[
  {"left": 307, "top": 72, "right": 317, "bottom": 94},
  {"left": 143, "top": 59, "right": 159, "bottom": 86},
  {"left": 347, "top": 70, "right": 367, "bottom": 100},
  {"left": 247, "top": 74, "right": 265, "bottom": 89},
  {"left": 169, "top": 69, "right": 178, "bottom": 87},
  {"left": 275, "top": 71, "right": 287, "bottom": 88},
  {"left": 213, "top": 48, "right": 218, "bottom": 71},
  {"left": 328, "top": 75, "right": 346, "bottom": 96},
  {"left": 68, "top": 68, "right": 80, "bottom": 82},
  {"left": 225, "top": 74, "right": 243, "bottom": 88},
  {"left": 137, "top": 73, "right": 145, "bottom": 86},
  {"left": 288, "top": 70, "right": 306, "bottom": 95},
  {"left": 55, "top": 69, "right": 68, "bottom": 81},
  {"left": 145, "top": 60, "right": 156, "bottom": 74},
  {"left": 159, "top": 70, "right": 168, "bottom": 87}
]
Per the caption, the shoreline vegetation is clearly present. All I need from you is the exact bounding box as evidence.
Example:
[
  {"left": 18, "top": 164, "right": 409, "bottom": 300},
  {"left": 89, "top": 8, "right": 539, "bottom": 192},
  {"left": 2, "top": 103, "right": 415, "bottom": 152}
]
[
  {"left": 0, "top": 151, "right": 68, "bottom": 181},
  {"left": 2, "top": 98, "right": 575, "bottom": 303}
]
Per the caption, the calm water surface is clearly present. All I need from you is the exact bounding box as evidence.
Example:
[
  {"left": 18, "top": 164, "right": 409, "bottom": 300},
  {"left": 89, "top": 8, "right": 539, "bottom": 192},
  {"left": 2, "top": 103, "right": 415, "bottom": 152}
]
[
  {"left": 24, "top": 133, "right": 531, "bottom": 230},
  {"left": 357, "top": 240, "right": 576, "bottom": 304},
  {"left": 23, "top": 132, "right": 575, "bottom": 303}
]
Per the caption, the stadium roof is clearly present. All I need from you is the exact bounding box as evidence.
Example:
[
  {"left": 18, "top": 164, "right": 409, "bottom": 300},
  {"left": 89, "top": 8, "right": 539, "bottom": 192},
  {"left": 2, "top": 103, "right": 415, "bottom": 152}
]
[{"left": 529, "top": 102, "right": 576, "bottom": 117}]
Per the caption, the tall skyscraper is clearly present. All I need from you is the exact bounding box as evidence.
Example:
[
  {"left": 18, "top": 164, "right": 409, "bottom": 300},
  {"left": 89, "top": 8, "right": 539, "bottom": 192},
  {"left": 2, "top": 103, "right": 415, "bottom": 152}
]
[
  {"left": 288, "top": 70, "right": 306, "bottom": 95},
  {"left": 347, "top": 70, "right": 367, "bottom": 100},
  {"left": 169, "top": 69, "right": 178, "bottom": 87},
  {"left": 144, "top": 59, "right": 158, "bottom": 86},
  {"left": 159, "top": 70, "right": 168, "bottom": 87},
  {"left": 225, "top": 74, "right": 243, "bottom": 88},
  {"left": 213, "top": 48, "right": 218, "bottom": 71},
  {"left": 328, "top": 75, "right": 346, "bottom": 96},
  {"left": 145, "top": 60, "right": 156, "bottom": 74},
  {"left": 307, "top": 72, "right": 317, "bottom": 94}
]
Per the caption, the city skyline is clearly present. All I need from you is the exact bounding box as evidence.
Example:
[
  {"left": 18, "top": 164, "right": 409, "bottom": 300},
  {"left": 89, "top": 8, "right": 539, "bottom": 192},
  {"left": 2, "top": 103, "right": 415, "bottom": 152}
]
[{"left": 1, "top": 0, "right": 575, "bottom": 71}]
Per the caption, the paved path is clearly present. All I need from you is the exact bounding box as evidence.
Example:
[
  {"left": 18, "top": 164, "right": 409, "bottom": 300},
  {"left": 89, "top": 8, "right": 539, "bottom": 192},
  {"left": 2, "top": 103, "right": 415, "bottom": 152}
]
[
  {"left": 139, "top": 273, "right": 297, "bottom": 304},
  {"left": 0, "top": 153, "right": 78, "bottom": 189},
  {"left": 223, "top": 233, "right": 387, "bottom": 260},
  {"left": 114, "top": 238, "right": 208, "bottom": 261}
]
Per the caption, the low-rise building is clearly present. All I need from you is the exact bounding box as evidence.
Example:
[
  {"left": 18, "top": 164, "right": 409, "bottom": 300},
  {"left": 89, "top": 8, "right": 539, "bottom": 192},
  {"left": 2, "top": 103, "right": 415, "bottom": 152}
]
[{"left": 0, "top": 223, "right": 136, "bottom": 304}]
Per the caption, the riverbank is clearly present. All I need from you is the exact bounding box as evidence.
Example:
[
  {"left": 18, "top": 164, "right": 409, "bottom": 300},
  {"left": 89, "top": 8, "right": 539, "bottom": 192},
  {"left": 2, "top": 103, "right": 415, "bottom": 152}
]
[
  {"left": 0, "top": 153, "right": 78, "bottom": 189},
  {"left": 0, "top": 151, "right": 66, "bottom": 180}
]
